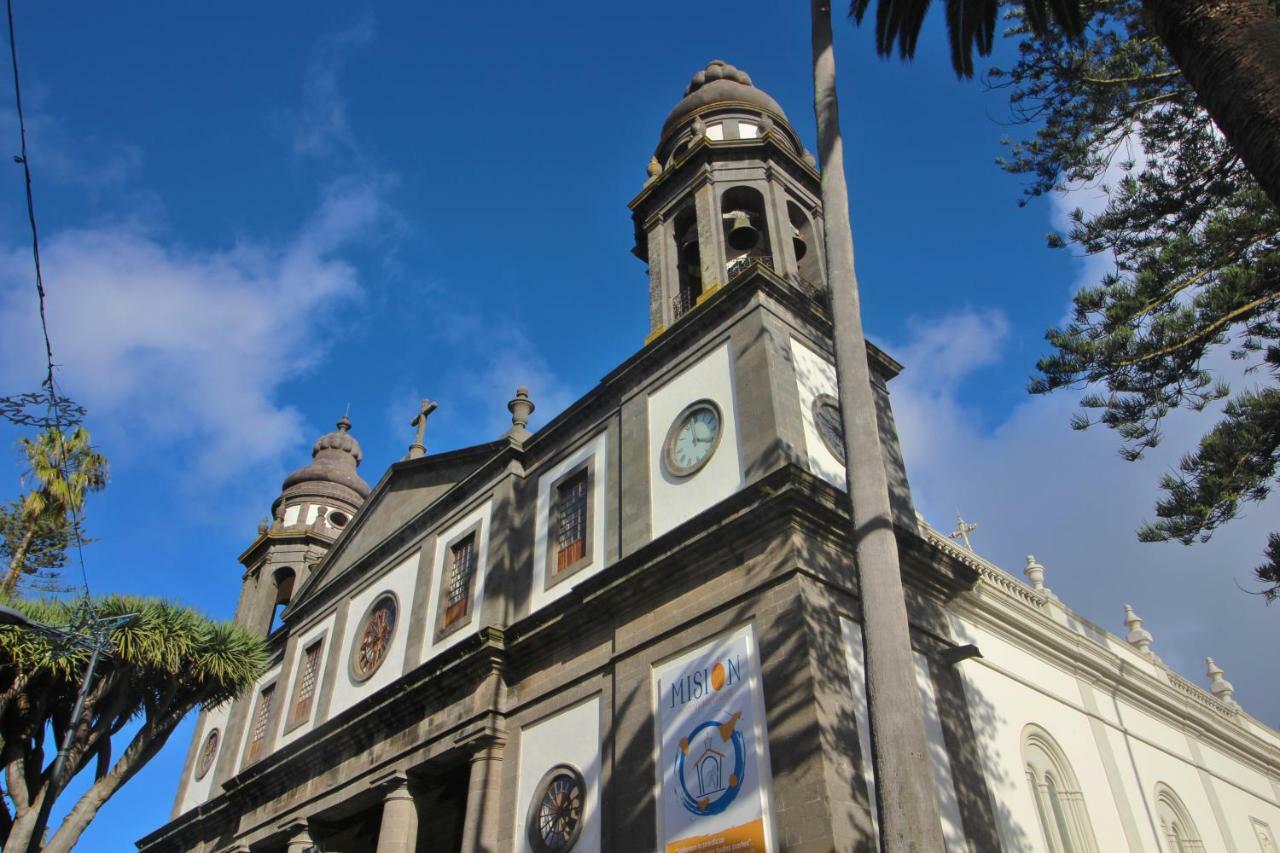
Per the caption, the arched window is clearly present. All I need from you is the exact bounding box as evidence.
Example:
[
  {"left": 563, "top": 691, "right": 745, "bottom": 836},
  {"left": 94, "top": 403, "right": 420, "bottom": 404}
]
[
  {"left": 268, "top": 567, "right": 295, "bottom": 634},
  {"left": 1021, "top": 725, "right": 1098, "bottom": 853},
  {"left": 1154, "top": 784, "right": 1206, "bottom": 852}
]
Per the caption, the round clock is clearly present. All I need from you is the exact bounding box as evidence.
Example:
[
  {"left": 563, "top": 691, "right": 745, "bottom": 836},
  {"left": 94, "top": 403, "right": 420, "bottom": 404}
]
[
  {"left": 664, "top": 400, "right": 723, "bottom": 477},
  {"left": 812, "top": 394, "right": 846, "bottom": 461}
]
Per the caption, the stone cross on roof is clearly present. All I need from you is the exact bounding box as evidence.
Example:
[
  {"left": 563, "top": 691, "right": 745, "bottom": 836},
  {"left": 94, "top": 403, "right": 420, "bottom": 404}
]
[
  {"left": 405, "top": 399, "right": 438, "bottom": 460},
  {"left": 949, "top": 512, "right": 978, "bottom": 551}
]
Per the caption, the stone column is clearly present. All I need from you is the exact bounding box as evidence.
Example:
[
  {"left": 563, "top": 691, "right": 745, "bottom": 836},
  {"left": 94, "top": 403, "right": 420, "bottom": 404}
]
[
  {"left": 460, "top": 738, "right": 505, "bottom": 853},
  {"left": 374, "top": 771, "right": 420, "bottom": 853},
  {"left": 283, "top": 820, "right": 314, "bottom": 853}
]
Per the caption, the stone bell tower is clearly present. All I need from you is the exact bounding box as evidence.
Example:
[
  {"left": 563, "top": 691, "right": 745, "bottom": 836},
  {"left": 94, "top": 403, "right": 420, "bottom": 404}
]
[
  {"left": 632, "top": 59, "right": 828, "bottom": 340},
  {"left": 233, "top": 413, "right": 372, "bottom": 636}
]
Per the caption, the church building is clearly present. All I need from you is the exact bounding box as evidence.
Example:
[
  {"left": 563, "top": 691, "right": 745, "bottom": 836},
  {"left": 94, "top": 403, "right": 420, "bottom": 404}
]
[{"left": 138, "top": 60, "right": 1280, "bottom": 853}]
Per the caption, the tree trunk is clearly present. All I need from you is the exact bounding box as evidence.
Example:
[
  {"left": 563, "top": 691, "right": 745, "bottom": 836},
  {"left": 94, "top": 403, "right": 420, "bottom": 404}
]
[
  {"left": 2, "top": 525, "right": 36, "bottom": 596},
  {"left": 1142, "top": 0, "right": 1280, "bottom": 210},
  {"left": 810, "top": 2, "right": 947, "bottom": 851}
]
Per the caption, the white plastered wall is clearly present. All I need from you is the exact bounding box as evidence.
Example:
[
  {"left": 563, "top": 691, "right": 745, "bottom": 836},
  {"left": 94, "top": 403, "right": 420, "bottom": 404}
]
[
  {"left": 513, "top": 696, "right": 603, "bottom": 853},
  {"left": 949, "top": 612, "right": 1280, "bottom": 852},
  {"left": 274, "top": 612, "right": 337, "bottom": 749},
  {"left": 420, "top": 499, "right": 494, "bottom": 663},
  {"left": 789, "top": 336, "right": 845, "bottom": 490},
  {"left": 531, "top": 431, "right": 608, "bottom": 615},
  {"left": 327, "top": 550, "right": 421, "bottom": 719},
  {"left": 177, "top": 701, "right": 232, "bottom": 814},
  {"left": 648, "top": 342, "right": 744, "bottom": 539}
]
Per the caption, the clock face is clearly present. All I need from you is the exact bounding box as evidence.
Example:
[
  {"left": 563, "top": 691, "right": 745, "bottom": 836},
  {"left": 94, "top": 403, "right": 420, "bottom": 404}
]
[
  {"left": 664, "top": 401, "right": 722, "bottom": 477},
  {"left": 813, "top": 395, "right": 846, "bottom": 461}
]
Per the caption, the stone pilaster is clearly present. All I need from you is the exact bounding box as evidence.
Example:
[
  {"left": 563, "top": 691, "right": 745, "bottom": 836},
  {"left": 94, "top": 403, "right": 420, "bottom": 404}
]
[{"left": 459, "top": 737, "right": 505, "bottom": 853}]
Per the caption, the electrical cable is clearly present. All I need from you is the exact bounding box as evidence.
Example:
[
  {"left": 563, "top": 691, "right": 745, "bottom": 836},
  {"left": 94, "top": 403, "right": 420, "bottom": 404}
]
[{"left": 4, "top": 0, "right": 93, "bottom": 601}]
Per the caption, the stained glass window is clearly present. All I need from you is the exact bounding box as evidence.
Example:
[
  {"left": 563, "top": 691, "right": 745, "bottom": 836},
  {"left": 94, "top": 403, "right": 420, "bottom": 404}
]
[
  {"left": 195, "top": 728, "right": 219, "bottom": 779},
  {"left": 556, "top": 470, "right": 588, "bottom": 572},
  {"left": 445, "top": 534, "right": 477, "bottom": 627},
  {"left": 353, "top": 596, "right": 396, "bottom": 680},
  {"left": 291, "top": 640, "right": 323, "bottom": 721},
  {"left": 246, "top": 684, "right": 275, "bottom": 763},
  {"left": 526, "top": 765, "right": 586, "bottom": 852}
]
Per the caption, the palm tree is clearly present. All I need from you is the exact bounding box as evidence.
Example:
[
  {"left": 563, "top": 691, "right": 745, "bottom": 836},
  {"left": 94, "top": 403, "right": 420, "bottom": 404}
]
[
  {"left": 1, "top": 428, "right": 108, "bottom": 596},
  {"left": 0, "top": 595, "right": 267, "bottom": 851},
  {"left": 809, "top": 2, "right": 948, "bottom": 850},
  {"left": 851, "top": 0, "right": 1280, "bottom": 211}
]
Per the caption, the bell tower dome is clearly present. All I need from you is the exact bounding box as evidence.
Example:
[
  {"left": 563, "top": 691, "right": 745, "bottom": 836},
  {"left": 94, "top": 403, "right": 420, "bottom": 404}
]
[
  {"left": 631, "top": 60, "right": 827, "bottom": 339},
  {"left": 233, "top": 413, "right": 372, "bottom": 635}
]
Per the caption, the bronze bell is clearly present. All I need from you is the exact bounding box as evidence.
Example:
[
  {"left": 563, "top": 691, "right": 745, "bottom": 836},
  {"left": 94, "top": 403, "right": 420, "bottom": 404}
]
[
  {"left": 725, "top": 211, "right": 760, "bottom": 251},
  {"left": 791, "top": 225, "right": 808, "bottom": 261}
]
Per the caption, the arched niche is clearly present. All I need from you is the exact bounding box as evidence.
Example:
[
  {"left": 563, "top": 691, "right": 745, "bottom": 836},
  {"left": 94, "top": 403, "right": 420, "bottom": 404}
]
[
  {"left": 671, "top": 205, "right": 702, "bottom": 315},
  {"left": 719, "top": 185, "right": 771, "bottom": 277},
  {"left": 786, "top": 199, "right": 823, "bottom": 288}
]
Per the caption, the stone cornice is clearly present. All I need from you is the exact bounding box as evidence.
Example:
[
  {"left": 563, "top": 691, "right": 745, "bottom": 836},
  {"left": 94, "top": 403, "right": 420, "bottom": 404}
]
[{"left": 931, "top": 525, "right": 1280, "bottom": 777}]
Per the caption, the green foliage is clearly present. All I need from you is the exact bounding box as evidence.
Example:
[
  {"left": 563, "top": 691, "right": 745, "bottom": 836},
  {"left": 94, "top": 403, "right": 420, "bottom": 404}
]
[
  {"left": 994, "top": 1, "right": 1280, "bottom": 596},
  {"left": 0, "top": 500, "right": 70, "bottom": 583},
  {"left": 1, "top": 427, "right": 108, "bottom": 596},
  {"left": 0, "top": 595, "right": 267, "bottom": 848},
  {"left": 848, "top": 0, "right": 1085, "bottom": 77}
]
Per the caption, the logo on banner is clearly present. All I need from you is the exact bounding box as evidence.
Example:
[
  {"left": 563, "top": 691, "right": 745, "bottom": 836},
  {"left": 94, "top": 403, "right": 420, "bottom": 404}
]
[{"left": 675, "top": 711, "right": 746, "bottom": 816}]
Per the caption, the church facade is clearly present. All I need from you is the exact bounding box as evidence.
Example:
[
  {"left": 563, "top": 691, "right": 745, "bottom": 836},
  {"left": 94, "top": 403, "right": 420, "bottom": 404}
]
[{"left": 139, "top": 61, "right": 1280, "bottom": 853}]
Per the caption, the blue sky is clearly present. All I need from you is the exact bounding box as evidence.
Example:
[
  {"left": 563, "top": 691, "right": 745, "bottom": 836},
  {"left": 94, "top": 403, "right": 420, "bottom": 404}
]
[{"left": 0, "top": 1, "right": 1274, "bottom": 848}]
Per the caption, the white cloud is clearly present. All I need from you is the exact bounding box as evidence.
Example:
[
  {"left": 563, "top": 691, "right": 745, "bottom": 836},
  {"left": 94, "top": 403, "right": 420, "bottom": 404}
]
[
  {"left": 292, "top": 16, "right": 376, "bottom": 162},
  {"left": 0, "top": 19, "right": 396, "bottom": 487},
  {"left": 0, "top": 173, "right": 389, "bottom": 481},
  {"left": 890, "top": 309, "right": 1280, "bottom": 725}
]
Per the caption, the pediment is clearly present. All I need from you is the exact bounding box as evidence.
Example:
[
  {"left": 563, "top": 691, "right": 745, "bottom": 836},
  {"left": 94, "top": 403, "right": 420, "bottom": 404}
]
[{"left": 288, "top": 441, "right": 504, "bottom": 608}]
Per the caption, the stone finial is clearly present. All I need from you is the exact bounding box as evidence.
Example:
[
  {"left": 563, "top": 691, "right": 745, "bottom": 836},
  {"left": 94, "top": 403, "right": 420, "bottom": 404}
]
[
  {"left": 691, "top": 117, "right": 707, "bottom": 141},
  {"left": 1123, "top": 604, "right": 1154, "bottom": 656},
  {"left": 1206, "top": 657, "right": 1239, "bottom": 708},
  {"left": 258, "top": 518, "right": 269, "bottom": 535},
  {"left": 1024, "top": 555, "right": 1047, "bottom": 591},
  {"left": 646, "top": 156, "right": 662, "bottom": 181},
  {"left": 802, "top": 148, "right": 818, "bottom": 169},
  {"left": 406, "top": 399, "right": 438, "bottom": 461},
  {"left": 508, "top": 386, "right": 535, "bottom": 432}
]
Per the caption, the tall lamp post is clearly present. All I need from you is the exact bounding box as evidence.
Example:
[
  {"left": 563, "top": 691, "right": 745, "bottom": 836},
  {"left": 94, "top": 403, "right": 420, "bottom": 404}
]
[{"left": 0, "top": 602, "right": 133, "bottom": 853}]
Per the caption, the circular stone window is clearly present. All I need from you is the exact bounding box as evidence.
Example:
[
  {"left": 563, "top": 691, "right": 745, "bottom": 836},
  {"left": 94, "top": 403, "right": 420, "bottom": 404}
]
[
  {"left": 525, "top": 764, "right": 586, "bottom": 852},
  {"left": 662, "top": 399, "right": 723, "bottom": 478},
  {"left": 350, "top": 593, "right": 397, "bottom": 682},
  {"left": 812, "top": 394, "right": 846, "bottom": 461},
  {"left": 195, "top": 728, "right": 220, "bottom": 780},
  {"left": 327, "top": 509, "right": 350, "bottom": 529}
]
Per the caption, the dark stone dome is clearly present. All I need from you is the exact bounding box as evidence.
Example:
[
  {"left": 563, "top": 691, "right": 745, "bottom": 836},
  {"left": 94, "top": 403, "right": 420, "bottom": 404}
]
[
  {"left": 281, "top": 414, "right": 371, "bottom": 499},
  {"left": 660, "top": 60, "right": 790, "bottom": 143}
]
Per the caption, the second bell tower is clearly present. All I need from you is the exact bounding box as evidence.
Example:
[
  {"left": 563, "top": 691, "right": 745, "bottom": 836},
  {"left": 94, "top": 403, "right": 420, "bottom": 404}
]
[{"left": 631, "top": 60, "right": 828, "bottom": 339}]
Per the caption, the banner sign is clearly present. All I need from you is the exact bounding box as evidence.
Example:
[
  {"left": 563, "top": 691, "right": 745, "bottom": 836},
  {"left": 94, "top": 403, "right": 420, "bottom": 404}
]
[{"left": 653, "top": 624, "right": 774, "bottom": 853}]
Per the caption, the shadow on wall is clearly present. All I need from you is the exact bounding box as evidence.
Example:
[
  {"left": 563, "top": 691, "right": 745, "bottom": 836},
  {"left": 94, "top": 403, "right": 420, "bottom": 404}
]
[{"left": 600, "top": 499, "right": 1034, "bottom": 852}]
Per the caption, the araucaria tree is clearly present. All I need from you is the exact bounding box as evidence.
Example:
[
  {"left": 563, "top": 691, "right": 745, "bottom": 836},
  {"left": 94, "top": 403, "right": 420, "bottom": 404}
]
[
  {"left": 991, "top": 1, "right": 1280, "bottom": 595},
  {"left": 848, "top": 0, "right": 1280, "bottom": 212},
  {"left": 0, "top": 596, "right": 267, "bottom": 851},
  {"left": 0, "top": 428, "right": 108, "bottom": 597}
]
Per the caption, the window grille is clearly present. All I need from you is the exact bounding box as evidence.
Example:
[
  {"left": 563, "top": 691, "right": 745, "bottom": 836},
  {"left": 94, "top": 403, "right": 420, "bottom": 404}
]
[
  {"left": 556, "top": 470, "right": 588, "bottom": 571},
  {"left": 291, "top": 641, "right": 322, "bottom": 722},
  {"left": 445, "top": 534, "right": 477, "bottom": 627},
  {"left": 247, "top": 684, "right": 275, "bottom": 763}
]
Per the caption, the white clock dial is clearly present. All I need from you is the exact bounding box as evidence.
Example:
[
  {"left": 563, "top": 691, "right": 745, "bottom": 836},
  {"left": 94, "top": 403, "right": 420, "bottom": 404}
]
[{"left": 664, "top": 402, "right": 722, "bottom": 476}]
